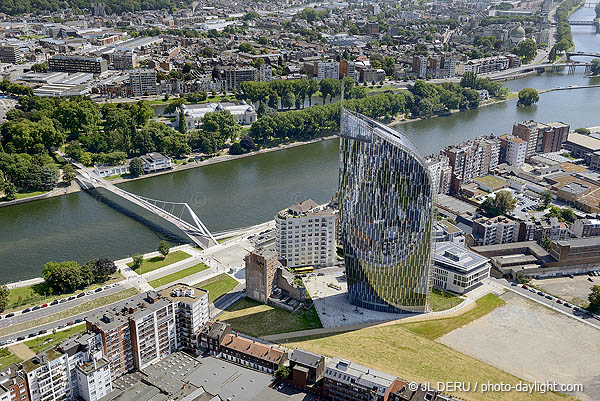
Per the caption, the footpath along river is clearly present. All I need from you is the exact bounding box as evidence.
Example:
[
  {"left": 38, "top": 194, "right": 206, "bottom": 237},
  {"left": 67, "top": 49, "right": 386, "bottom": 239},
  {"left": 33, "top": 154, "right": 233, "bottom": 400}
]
[{"left": 0, "top": 6, "right": 598, "bottom": 283}]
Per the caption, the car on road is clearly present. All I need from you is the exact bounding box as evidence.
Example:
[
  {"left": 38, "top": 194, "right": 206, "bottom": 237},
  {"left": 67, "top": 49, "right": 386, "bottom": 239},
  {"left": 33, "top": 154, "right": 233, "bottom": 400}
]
[
  {"left": 95, "top": 288, "right": 103, "bottom": 293},
  {"left": 556, "top": 299, "right": 562, "bottom": 304},
  {"left": 22, "top": 308, "right": 31, "bottom": 313},
  {"left": 521, "top": 284, "right": 528, "bottom": 289},
  {"left": 537, "top": 291, "right": 544, "bottom": 296},
  {"left": 38, "top": 330, "right": 47, "bottom": 335},
  {"left": 59, "top": 298, "right": 67, "bottom": 303},
  {"left": 588, "top": 277, "right": 594, "bottom": 282},
  {"left": 41, "top": 303, "right": 48, "bottom": 308},
  {"left": 5, "top": 313, "right": 14, "bottom": 318},
  {"left": 113, "top": 283, "right": 120, "bottom": 287},
  {"left": 16, "top": 336, "right": 24, "bottom": 341},
  {"left": 86, "top": 291, "right": 94, "bottom": 295},
  {"left": 68, "top": 296, "right": 76, "bottom": 301},
  {"left": 50, "top": 300, "right": 58, "bottom": 306},
  {"left": 510, "top": 282, "right": 517, "bottom": 286},
  {"left": 77, "top": 293, "right": 85, "bottom": 298},
  {"left": 564, "top": 303, "right": 572, "bottom": 308},
  {"left": 545, "top": 295, "right": 553, "bottom": 300},
  {"left": 32, "top": 305, "right": 41, "bottom": 311},
  {"left": 104, "top": 286, "right": 111, "bottom": 290},
  {"left": 28, "top": 333, "right": 36, "bottom": 338},
  {"left": 74, "top": 318, "right": 83, "bottom": 323}
]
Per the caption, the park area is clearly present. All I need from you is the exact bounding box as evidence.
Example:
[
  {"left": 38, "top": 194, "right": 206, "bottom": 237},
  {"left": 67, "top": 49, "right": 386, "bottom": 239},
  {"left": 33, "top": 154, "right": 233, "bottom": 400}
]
[
  {"left": 218, "top": 298, "right": 322, "bottom": 338},
  {"left": 127, "top": 250, "right": 192, "bottom": 275},
  {"left": 196, "top": 273, "right": 238, "bottom": 303},
  {"left": 149, "top": 262, "right": 209, "bottom": 288},
  {"left": 282, "top": 294, "right": 578, "bottom": 401}
]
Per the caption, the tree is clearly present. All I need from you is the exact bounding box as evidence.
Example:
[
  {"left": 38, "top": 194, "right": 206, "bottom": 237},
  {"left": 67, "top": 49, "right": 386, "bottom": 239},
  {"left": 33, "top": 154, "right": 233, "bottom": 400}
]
[
  {"left": 2, "top": 181, "right": 16, "bottom": 201},
  {"left": 158, "top": 240, "right": 170, "bottom": 258},
  {"left": 591, "top": 58, "right": 600, "bottom": 76},
  {"left": 515, "top": 39, "right": 537, "bottom": 63},
  {"left": 93, "top": 258, "right": 117, "bottom": 282},
  {"left": 460, "top": 71, "right": 478, "bottom": 88},
  {"left": 62, "top": 164, "right": 76, "bottom": 185},
  {"left": 274, "top": 365, "right": 290, "bottom": 380},
  {"left": 129, "top": 157, "right": 144, "bottom": 177},
  {"left": 240, "top": 136, "right": 255, "bottom": 151},
  {"left": 131, "top": 254, "right": 143, "bottom": 271},
  {"left": 0, "top": 285, "right": 8, "bottom": 312},
  {"left": 30, "top": 62, "right": 48, "bottom": 72},
  {"left": 588, "top": 285, "right": 600, "bottom": 313},
  {"left": 481, "top": 190, "right": 517, "bottom": 217},
  {"left": 239, "top": 42, "right": 253, "bottom": 53},
  {"left": 541, "top": 236, "right": 552, "bottom": 252},
  {"left": 177, "top": 109, "right": 187, "bottom": 134},
  {"left": 517, "top": 88, "right": 539, "bottom": 106},
  {"left": 575, "top": 128, "right": 591, "bottom": 135},
  {"left": 229, "top": 142, "right": 244, "bottom": 155},
  {"left": 541, "top": 190, "right": 553, "bottom": 208},
  {"left": 42, "top": 261, "right": 84, "bottom": 293}
]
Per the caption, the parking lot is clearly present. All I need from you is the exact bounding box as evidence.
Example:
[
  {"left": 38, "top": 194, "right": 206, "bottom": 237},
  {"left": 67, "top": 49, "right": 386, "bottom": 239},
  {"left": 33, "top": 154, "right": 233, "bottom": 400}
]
[
  {"left": 439, "top": 291, "right": 600, "bottom": 401},
  {"left": 532, "top": 273, "right": 599, "bottom": 307}
]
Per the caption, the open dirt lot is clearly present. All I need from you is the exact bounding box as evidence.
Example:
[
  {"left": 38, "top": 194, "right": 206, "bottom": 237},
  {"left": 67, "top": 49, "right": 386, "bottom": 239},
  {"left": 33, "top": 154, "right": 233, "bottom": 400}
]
[
  {"left": 439, "top": 291, "right": 600, "bottom": 401},
  {"left": 532, "top": 275, "right": 595, "bottom": 307}
]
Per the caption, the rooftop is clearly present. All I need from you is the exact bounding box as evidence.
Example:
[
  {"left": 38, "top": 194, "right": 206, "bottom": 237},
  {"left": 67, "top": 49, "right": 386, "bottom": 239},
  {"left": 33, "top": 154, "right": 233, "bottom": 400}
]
[{"left": 434, "top": 242, "right": 489, "bottom": 273}]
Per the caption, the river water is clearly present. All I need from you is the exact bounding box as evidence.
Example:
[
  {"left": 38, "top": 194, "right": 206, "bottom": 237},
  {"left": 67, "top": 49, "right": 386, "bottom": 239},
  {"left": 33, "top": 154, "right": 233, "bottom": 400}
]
[{"left": 0, "top": 7, "right": 598, "bottom": 283}]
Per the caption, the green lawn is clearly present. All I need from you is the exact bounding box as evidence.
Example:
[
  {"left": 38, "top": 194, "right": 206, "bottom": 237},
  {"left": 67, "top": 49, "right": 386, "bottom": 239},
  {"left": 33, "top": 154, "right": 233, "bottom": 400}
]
[
  {"left": 402, "top": 293, "right": 505, "bottom": 340},
  {"left": 149, "top": 263, "right": 209, "bottom": 288},
  {"left": 0, "top": 348, "right": 22, "bottom": 370},
  {"left": 24, "top": 325, "right": 85, "bottom": 353},
  {"left": 219, "top": 297, "right": 322, "bottom": 338},
  {"left": 6, "top": 272, "right": 125, "bottom": 312},
  {"left": 196, "top": 274, "right": 238, "bottom": 303},
  {"left": 283, "top": 294, "right": 574, "bottom": 401},
  {"left": 128, "top": 250, "right": 192, "bottom": 275},
  {"left": 429, "top": 288, "right": 464, "bottom": 312},
  {"left": 15, "top": 191, "right": 47, "bottom": 199}
]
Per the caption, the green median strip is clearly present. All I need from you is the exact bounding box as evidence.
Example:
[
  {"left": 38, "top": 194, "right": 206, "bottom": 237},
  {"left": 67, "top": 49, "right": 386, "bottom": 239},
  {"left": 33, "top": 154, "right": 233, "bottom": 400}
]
[
  {"left": 128, "top": 250, "right": 192, "bottom": 274},
  {"left": 0, "top": 288, "right": 139, "bottom": 338},
  {"left": 149, "top": 263, "right": 210, "bottom": 288},
  {"left": 196, "top": 274, "right": 239, "bottom": 303}
]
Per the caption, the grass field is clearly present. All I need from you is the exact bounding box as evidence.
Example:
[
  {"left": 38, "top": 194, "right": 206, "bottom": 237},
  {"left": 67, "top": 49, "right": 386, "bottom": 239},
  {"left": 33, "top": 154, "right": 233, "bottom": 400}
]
[
  {"left": 15, "top": 191, "right": 47, "bottom": 199},
  {"left": 218, "top": 298, "right": 322, "bottom": 338},
  {"left": 6, "top": 272, "right": 125, "bottom": 312},
  {"left": 196, "top": 274, "right": 238, "bottom": 303},
  {"left": 24, "top": 325, "right": 85, "bottom": 353},
  {"left": 0, "top": 348, "right": 22, "bottom": 370},
  {"left": 149, "top": 263, "right": 209, "bottom": 288},
  {"left": 429, "top": 288, "right": 464, "bottom": 312},
  {"left": 0, "top": 288, "right": 139, "bottom": 337},
  {"left": 128, "top": 250, "right": 191, "bottom": 275},
  {"left": 283, "top": 294, "right": 573, "bottom": 401},
  {"left": 403, "top": 293, "right": 505, "bottom": 340}
]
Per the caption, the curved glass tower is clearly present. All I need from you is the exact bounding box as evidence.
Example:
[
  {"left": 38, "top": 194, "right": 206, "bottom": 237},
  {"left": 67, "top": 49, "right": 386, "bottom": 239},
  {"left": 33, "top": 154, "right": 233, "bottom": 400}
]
[{"left": 338, "top": 110, "right": 434, "bottom": 313}]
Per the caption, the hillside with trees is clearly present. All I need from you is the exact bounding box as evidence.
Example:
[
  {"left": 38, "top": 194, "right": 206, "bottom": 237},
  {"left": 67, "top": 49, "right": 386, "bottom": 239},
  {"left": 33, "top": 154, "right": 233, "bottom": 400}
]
[{"left": 0, "top": 0, "right": 192, "bottom": 16}]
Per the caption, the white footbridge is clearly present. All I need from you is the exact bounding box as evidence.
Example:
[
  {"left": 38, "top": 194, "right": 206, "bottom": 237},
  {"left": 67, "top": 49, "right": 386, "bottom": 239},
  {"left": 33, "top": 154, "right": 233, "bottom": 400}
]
[{"left": 74, "top": 163, "right": 217, "bottom": 249}]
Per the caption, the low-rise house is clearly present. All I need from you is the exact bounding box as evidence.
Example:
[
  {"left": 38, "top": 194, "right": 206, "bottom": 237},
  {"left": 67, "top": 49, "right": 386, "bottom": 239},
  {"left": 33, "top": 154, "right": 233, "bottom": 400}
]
[
  {"left": 432, "top": 241, "right": 490, "bottom": 294},
  {"left": 324, "top": 358, "right": 396, "bottom": 401},
  {"left": 93, "top": 163, "right": 130, "bottom": 178},
  {"left": 219, "top": 333, "right": 287, "bottom": 374},
  {"left": 141, "top": 152, "right": 172, "bottom": 173},
  {"left": 288, "top": 349, "right": 325, "bottom": 386},
  {"left": 198, "top": 321, "right": 232, "bottom": 355}
]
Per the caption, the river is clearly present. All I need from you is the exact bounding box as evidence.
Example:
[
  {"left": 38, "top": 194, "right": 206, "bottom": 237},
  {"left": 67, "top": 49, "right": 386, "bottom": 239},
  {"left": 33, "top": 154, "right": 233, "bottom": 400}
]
[{"left": 0, "top": 6, "right": 598, "bottom": 283}]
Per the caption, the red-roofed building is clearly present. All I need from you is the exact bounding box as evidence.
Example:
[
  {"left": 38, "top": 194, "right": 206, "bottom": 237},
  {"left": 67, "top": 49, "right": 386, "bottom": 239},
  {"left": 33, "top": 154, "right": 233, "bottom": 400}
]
[{"left": 219, "top": 333, "right": 287, "bottom": 373}]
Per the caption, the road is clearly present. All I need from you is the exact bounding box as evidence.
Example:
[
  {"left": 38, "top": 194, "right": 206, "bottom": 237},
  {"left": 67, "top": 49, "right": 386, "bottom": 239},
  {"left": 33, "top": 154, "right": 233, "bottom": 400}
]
[{"left": 492, "top": 277, "right": 600, "bottom": 329}]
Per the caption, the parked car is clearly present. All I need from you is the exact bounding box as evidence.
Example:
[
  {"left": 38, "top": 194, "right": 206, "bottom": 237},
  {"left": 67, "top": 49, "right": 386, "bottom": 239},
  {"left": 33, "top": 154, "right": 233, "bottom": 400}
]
[
  {"left": 564, "top": 303, "right": 572, "bottom": 308},
  {"left": 95, "top": 288, "right": 103, "bottom": 293},
  {"left": 16, "top": 336, "right": 24, "bottom": 341},
  {"left": 74, "top": 318, "right": 83, "bottom": 323},
  {"left": 68, "top": 296, "right": 76, "bottom": 301},
  {"left": 86, "top": 291, "right": 94, "bottom": 295},
  {"left": 569, "top": 274, "right": 575, "bottom": 279},
  {"left": 41, "top": 303, "right": 48, "bottom": 308},
  {"left": 66, "top": 321, "right": 73, "bottom": 326},
  {"left": 545, "top": 295, "right": 553, "bottom": 300},
  {"left": 38, "top": 330, "right": 47, "bottom": 335},
  {"left": 529, "top": 288, "right": 536, "bottom": 293},
  {"left": 5, "top": 313, "right": 14, "bottom": 318},
  {"left": 32, "top": 305, "right": 41, "bottom": 311},
  {"left": 50, "top": 300, "right": 58, "bottom": 306},
  {"left": 537, "top": 291, "right": 544, "bottom": 296},
  {"left": 556, "top": 299, "right": 562, "bottom": 304},
  {"left": 22, "top": 308, "right": 31, "bottom": 313},
  {"left": 28, "top": 333, "right": 36, "bottom": 338},
  {"left": 588, "top": 277, "right": 594, "bottom": 282},
  {"left": 522, "top": 284, "right": 528, "bottom": 289}
]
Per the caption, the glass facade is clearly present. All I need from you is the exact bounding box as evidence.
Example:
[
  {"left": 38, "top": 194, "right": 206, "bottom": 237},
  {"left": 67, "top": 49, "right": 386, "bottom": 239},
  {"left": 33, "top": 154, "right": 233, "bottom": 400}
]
[{"left": 338, "top": 110, "right": 434, "bottom": 313}]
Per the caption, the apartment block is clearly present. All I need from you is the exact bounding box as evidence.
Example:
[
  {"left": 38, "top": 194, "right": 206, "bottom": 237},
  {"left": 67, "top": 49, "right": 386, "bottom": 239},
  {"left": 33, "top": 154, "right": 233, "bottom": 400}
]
[
  {"left": 48, "top": 55, "right": 108, "bottom": 74},
  {"left": 160, "top": 284, "right": 209, "bottom": 351},
  {"left": 112, "top": 49, "right": 137, "bottom": 70},
  {"left": 460, "top": 55, "right": 509, "bottom": 74},
  {"left": 426, "top": 154, "right": 452, "bottom": 195},
  {"left": 472, "top": 215, "right": 520, "bottom": 245},
  {"left": 444, "top": 136, "right": 500, "bottom": 188},
  {"left": 571, "top": 218, "right": 600, "bottom": 238},
  {"left": 323, "top": 358, "right": 396, "bottom": 401},
  {"left": 533, "top": 217, "right": 570, "bottom": 242},
  {"left": 499, "top": 134, "right": 527, "bottom": 168},
  {"left": 0, "top": 45, "right": 23, "bottom": 64},
  {"left": 222, "top": 66, "right": 257, "bottom": 91},
  {"left": 0, "top": 366, "right": 29, "bottom": 401},
  {"left": 275, "top": 199, "right": 337, "bottom": 268},
  {"left": 129, "top": 69, "right": 157, "bottom": 96},
  {"left": 23, "top": 350, "right": 70, "bottom": 401},
  {"left": 317, "top": 61, "right": 340, "bottom": 80},
  {"left": 512, "top": 120, "right": 570, "bottom": 158}
]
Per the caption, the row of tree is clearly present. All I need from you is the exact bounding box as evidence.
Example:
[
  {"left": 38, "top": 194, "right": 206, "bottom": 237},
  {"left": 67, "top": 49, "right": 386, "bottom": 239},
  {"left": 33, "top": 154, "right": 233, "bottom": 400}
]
[
  {"left": 0, "top": 151, "right": 61, "bottom": 199},
  {"left": 42, "top": 258, "right": 117, "bottom": 294},
  {"left": 410, "top": 80, "right": 481, "bottom": 117},
  {"left": 549, "top": 0, "right": 581, "bottom": 61},
  {"left": 0, "top": 0, "right": 192, "bottom": 15}
]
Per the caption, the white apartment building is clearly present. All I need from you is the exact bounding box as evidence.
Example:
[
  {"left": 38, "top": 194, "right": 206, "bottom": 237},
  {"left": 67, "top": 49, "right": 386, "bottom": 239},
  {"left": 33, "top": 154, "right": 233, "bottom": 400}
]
[
  {"left": 160, "top": 284, "right": 210, "bottom": 351},
  {"left": 472, "top": 215, "right": 520, "bottom": 245},
  {"left": 324, "top": 358, "right": 396, "bottom": 401},
  {"left": 432, "top": 242, "right": 490, "bottom": 294},
  {"left": 129, "top": 68, "right": 157, "bottom": 96},
  {"left": 317, "top": 61, "right": 340, "bottom": 80},
  {"left": 459, "top": 56, "right": 509, "bottom": 75},
  {"left": 500, "top": 134, "right": 527, "bottom": 168},
  {"left": 24, "top": 350, "right": 70, "bottom": 401},
  {"left": 275, "top": 199, "right": 337, "bottom": 268},
  {"left": 426, "top": 154, "right": 452, "bottom": 194},
  {"left": 140, "top": 152, "right": 172, "bottom": 173},
  {"left": 177, "top": 102, "right": 257, "bottom": 130}
]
